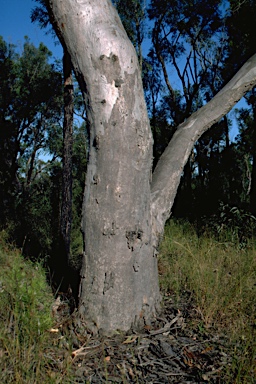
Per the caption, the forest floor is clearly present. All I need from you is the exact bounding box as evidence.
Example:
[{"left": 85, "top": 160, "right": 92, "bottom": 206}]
[
  {"left": 0, "top": 221, "right": 255, "bottom": 383},
  {"left": 50, "top": 291, "right": 237, "bottom": 384}
]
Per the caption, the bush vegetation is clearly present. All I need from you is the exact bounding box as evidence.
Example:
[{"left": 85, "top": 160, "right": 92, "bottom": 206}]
[
  {"left": 0, "top": 219, "right": 255, "bottom": 383},
  {"left": 0, "top": 230, "right": 72, "bottom": 383},
  {"left": 159, "top": 219, "right": 256, "bottom": 383}
]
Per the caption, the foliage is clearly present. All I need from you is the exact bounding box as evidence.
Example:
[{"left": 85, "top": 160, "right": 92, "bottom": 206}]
[
  {"left": 31, "top": 0, "right": 51, "bottom": 31},
  {"left": 13, "top": 162, "right": 62, "bottom": 259},
  {"left": 113, "top": 0, "right": 146, "bottom": 68},
  {"left": 159, "top": 219, "right": 256, "bottom": 383},
  {"left": 70, "top": 122, "right": 87, "bottom": 269},
  {"left": 1, "top": 220, "right": 255, "bottom": 383},
  {"left": 0, "top": 232, "right": 68, "bottom": 383},
  {"left": 202, "top": 203, "right": 256, "bottom": 245},
  {"left": 225, "top": 0, "right": 256, "bottom": 74},
  {"left": 0, "top": 36, "right": 62, "bottom": 228},
  {"left": 0, "top": 35, "right": 87, "bottom": 268},
  {"left": 148, "top": 0, "right": 227, "bottom": 124}
]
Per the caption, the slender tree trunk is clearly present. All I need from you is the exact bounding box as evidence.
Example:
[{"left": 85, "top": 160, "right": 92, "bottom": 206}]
[
  {"left": 26, "top": 145, "right": 37, "bottom": 187},
  {"left": 223, "top": 115, "right": 230, "bottom": 149},
  {"left": 250, "top": 102, "right": 256, "bottom": 215},
  {"left": 61, "top": 49, "right": 74, "bottom": 264},
  {"left": 49, "top": 0, "right": 256, "bottom": 334}
]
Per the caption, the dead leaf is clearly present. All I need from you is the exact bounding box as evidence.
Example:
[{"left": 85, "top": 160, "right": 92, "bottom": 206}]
[
  {"left": 72, "top": 343, "right": 101, "bottom": 358},
  {"left": 201, "top": 346, "right": 213, "bottom": 354},
  {"left": 123, "top": 335, "right": 138, "bottom": 344},
  {"left": 128, "top": 366, "right": 134, "bottom": 378}
]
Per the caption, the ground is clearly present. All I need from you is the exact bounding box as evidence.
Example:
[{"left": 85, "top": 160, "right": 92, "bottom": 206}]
[{"left": 51, "top": 291, "right": 232, "bottom": 383}]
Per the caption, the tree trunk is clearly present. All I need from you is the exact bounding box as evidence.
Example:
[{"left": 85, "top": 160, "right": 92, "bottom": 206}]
[
  {"left": 250, "top": 101, "right": 256, "bottom": 215},
  {"left": 49, "top": 0, "right": 160, "bottom": 333},
  {"left": 223, "top": 115, "right": 230, "bottom": 149},
  {"left": 48, "top": 0, "right": 256, "bottom": 334},
  {"left": 60, "top": 49, "right": 74, "bottom": 264}
]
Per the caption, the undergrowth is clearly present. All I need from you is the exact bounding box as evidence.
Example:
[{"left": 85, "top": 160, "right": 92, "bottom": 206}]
[
  {"left": 0, "top": 230, "right": 72, "bottom": 384},
  {"left": 0, "top": 219, "right": 255, "bottom": 383},
  {"left": 159, "top": 219, "right": 256, "bottom": 383}
]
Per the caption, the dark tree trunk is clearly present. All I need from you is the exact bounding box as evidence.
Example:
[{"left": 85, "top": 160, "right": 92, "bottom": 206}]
[
  {"left": 60, "top": 49, "right": 74, "bottom": 264},
  {"left": 250, "top": 101, "right": 256, "bottom": 215},
  {"left": 223, "top": 115, "right": 230, "bottom": 149}
]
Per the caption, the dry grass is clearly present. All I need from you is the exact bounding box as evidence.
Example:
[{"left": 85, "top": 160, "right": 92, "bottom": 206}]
[
  {"left": 0, "top": 221, "right": 255, "bottom": 383},
  {"left": 159, "top": 219, "right": 256, "bottom": 383},
  {"left": 0, "top": 231, "right": 73, "bottom": 383}
]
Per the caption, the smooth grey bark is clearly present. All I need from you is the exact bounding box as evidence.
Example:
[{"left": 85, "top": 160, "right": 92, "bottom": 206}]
[
  {"left": 49, "top": 0, "right": 160, "bottom": 333},
  {"left": 151, "top": 54, "right": 256, "bottom": 239},
  {"left": 48, "top": 0, "right": 256, "bottom": 333}
]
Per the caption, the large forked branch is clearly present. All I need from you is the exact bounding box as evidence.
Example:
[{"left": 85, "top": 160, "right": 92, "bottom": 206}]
[{"left": 151, "top": 54, "right": 256, "bottom": 236}]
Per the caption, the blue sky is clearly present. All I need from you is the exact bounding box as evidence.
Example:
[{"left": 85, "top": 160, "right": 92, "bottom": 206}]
[
  {"left": 0, "top": 0, "right": 245, "bottom": 141},
  {"left": 0, "top": 0, "right": 62, "bottom": 59}
]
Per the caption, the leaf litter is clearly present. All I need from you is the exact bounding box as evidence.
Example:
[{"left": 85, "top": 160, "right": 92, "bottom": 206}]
[{"left": 50, "top": 291, "right": 235, "bottom": 383}]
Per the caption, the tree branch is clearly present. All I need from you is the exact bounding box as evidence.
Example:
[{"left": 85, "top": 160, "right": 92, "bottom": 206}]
[{"left": 150, "top": 53, "right": 256, "bottom": 237}]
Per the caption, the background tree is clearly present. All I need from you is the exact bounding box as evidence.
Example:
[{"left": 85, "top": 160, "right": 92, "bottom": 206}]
[
  {"left": 0, "top": 37, "right": 18, "bottom": 225},
  {"left": 222, "top": 0, "right": 256, "bottom": 215},
  {"left": 148, "top": 0, "right": 226, "bottom": 123},
  {"left": 32, "top": 1, "right": 75, "bottom": 276},
  {"left": 0, "top": 33, "right": 87, "bottom": 284},
  {"left": 113, "top": 0, "right": 147, "bottom": 71},
  {"left": 0, "top": 36, "right": 62, "bottom": 234},
  {"left": 145, "top": 0, "right": 231, "bottom": 215},
  {"left": 60, "top": 50, "right": 74, "bottom": 268}
]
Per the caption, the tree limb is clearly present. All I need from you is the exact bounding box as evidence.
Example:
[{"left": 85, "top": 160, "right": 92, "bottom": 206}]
[{"left": 151, "top": 53, "right": 256, "bottom": 237}]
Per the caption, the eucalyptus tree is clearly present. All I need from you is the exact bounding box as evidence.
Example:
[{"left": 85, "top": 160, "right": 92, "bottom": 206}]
[
  {"left": 234, "top": 104, "right": 256, "bottom": 208},
  {"left": 112, "top": 0, "right": 147, "bottom": 71},
  {"left": 45, "top": 0, "right": 256, "bottom": 334},
  {"left": 148, "top": 0, "right": 227, "bottom": 125},
  {"left": 0, "top": 37, "right": 18, "bottom": 225},
  {"left": 224, "top": 0, "right": 256, "bottom": 215},
  {"left": 145, "top": 0, "right": 231, "bottom": 212},
  {"left": 32, "top": 1, "right": 75, "bottom": 264},
  {"left": 0, "top": 36, "right": 62, "bottom": 227}
]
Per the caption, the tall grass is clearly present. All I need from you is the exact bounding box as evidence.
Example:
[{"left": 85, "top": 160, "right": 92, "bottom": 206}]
[
  {"left": 159, "top": 219, "right": 256, "bottom": 383},
  {"left": 0, "top": 231, "right": 72, "bottom": 383},
  {"left": 0, "top": 220, "right": 255, "bottom": 383}
]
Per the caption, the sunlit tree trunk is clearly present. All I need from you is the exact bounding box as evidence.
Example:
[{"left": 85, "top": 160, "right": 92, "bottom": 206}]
[{"left": 48, "top": 0, "right": 256, "bottom": 334}]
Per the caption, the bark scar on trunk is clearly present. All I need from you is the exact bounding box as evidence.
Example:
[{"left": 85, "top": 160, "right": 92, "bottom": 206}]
[
  {"left": 103, "top": 271, "right": 115, "bottom": 294},
  {"left": 133, "top": 260, "right": 140, "bottom": 272},
  {"left": 126, "top": 227, "right": 143, "bottom": 251},
  {"left": 103, "top": 221, "right": 116, "bottom": 236}
]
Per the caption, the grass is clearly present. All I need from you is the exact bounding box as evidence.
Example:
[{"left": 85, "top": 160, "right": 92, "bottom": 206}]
[
  {"left": 0, "top": 230, "right": 73, "bottom": 384},
  {"left": 0, "top": 220, "right": 255, "bottom": 383},
  {"left": 158, "top": 219, "right": 256, "bottom": 383}
]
